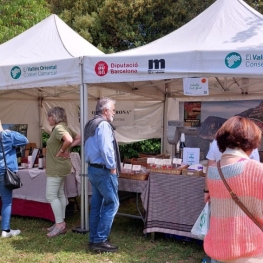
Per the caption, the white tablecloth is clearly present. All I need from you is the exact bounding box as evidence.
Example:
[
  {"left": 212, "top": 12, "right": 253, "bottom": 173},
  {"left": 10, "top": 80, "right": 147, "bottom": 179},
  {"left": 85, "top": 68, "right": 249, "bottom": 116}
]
[{"left": 14, "top": 168, "right": 80, "bottom": 203}]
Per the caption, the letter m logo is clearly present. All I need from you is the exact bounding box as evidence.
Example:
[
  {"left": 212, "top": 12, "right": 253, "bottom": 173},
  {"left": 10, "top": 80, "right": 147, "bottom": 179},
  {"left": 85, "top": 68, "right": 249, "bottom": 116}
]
[{"left": 148, "top": 59, "right": 165, "bottom": 70}]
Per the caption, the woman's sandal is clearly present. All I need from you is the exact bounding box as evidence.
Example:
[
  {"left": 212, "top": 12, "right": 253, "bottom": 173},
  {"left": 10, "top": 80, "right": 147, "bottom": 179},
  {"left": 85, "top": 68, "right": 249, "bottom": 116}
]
[
  {"left": 47, "top": 225, "right": 67, "bottom": 238},
  {"left": 46, "top": 224, "right": 56, "bottom": 232}
]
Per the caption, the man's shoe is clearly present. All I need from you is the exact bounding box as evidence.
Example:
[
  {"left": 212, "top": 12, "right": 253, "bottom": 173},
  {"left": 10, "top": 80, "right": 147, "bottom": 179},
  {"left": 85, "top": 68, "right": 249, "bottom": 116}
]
[
  {"left": 92, "top": 241, "right": 118, "bottom": 252},
  {"left": 88, "top": 242, "right": 93, "bottom": 248},
  {"left": 1, "top": 229, "right": 21, "bottom": 238}
]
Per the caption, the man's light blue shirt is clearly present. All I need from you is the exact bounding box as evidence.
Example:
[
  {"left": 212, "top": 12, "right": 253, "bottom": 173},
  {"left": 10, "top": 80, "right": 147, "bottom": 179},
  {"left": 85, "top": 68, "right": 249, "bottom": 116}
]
[{"left": 85, "top": 121, "right": 116, "bottom": 170}]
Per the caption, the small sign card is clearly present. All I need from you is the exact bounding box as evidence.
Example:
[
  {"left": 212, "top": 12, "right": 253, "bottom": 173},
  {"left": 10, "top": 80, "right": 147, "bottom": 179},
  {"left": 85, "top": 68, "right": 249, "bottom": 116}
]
[
  {"left": 173, "top": 158, "right": 182, "bottom": 165},
  {"left": 183, "top": 77, "right": 209, "bottom": 96},
  {"left": 183, "top": 147, "right": 200, "bottom": 165},
  {"left": 147, "top": 158, "right": 156, "bottom": 164},
  {"left": 132, "top": 165, "right": 141, "bottom": 171},
  {"left": 163, "top": 159, "right": 172, "bottom": 165},
  {"left": 123, "top": 163, "right": 132, "bottom": 170},
  {"left": 154, "top": 159, "right": 163, "bottom": 166}
]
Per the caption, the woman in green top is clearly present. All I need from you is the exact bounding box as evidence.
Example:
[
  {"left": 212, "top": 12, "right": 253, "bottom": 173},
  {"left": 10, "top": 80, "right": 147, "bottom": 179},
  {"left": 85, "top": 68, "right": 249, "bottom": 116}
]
[{"left": 46, "top": 107, "right": 81, "bottom": 238}]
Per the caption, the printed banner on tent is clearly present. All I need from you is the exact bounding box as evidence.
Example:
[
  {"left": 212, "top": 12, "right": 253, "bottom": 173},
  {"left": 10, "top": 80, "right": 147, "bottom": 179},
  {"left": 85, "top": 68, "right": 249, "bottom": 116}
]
[
  {"left": 84, "top": 51, "right": 263, "bottom": 84},
  {"left": 183, "top": 78, "right": 209, "bottom": 96},
  {"left": 87, "top": 101, "right": 134, "bottom": 127},
  {"left": 0, "top": 58, "right": 81, "bottom": 90}
]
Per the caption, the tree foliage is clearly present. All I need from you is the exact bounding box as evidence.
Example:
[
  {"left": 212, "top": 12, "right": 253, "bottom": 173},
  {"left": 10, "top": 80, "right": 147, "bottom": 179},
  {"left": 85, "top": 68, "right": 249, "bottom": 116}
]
[
  {"left": 47, "top": 0, "right": 216, "bottom": 53},
  {"left": 119, "top": 139, "right": 161, "bottom": 160},
  {"left": 0, "top": 0, "right": 50, "bottom": 44},
  {"left": 2, "top": 0, "right": 263, "bottom": 50},
  {"left": 47, "top": 0, "right": 263, "bottom": 53}
]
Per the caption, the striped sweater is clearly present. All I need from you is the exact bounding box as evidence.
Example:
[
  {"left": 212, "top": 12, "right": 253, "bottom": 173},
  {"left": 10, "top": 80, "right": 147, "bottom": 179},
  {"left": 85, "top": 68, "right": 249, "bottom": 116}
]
[{"left": 204, "top": 159, "right": 263, "bottom": 261}]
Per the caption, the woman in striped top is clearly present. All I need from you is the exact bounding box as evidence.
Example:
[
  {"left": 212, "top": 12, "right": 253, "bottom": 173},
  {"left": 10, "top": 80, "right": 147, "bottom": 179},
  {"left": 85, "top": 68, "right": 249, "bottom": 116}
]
[{"left": 204, "top": 116, "right": 263, "bottom": 263}]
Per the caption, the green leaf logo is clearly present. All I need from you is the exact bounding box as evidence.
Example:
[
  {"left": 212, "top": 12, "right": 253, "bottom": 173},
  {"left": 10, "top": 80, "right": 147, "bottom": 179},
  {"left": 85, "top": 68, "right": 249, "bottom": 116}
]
[
  {"left": 225, "top": 52, "right": 242, "bottom": 69},
  {"left": 10, "top": 66, "right": 21, "bottom": 79}
]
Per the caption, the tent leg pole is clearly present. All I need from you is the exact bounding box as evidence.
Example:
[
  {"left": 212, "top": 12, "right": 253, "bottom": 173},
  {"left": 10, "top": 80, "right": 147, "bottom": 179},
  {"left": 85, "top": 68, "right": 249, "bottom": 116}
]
[{"left": 72, "top": 83, "right": 89, "bottom": 234}]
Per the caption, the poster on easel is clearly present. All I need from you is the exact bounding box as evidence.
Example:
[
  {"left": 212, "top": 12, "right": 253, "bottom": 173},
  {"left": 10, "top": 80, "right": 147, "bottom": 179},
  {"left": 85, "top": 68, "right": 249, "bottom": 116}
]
[{"left": 184, "top": 102, "right": 201, "bottom": 127}]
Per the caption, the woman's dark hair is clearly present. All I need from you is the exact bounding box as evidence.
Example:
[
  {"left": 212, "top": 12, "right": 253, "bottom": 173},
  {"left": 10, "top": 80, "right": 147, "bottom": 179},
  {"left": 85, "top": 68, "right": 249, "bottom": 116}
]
[{"left": 216, "top": 116, "right": 262, "bottom": 153}]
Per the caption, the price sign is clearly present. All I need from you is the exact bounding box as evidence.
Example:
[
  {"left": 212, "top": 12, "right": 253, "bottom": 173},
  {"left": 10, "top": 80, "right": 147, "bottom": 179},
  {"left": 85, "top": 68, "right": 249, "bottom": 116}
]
[
  {"left": 124, "top": 164, "right": 132, "bottom": 170},
  {"left": 132, "top": 165, "right": 141, "bottom": 171},
  {"left": 163, "top": 159, "right": 172, "bottom": 165},
  {"left": 147, "top": 158, "right": 155, "bottom": 164},
  {"left": 173, "top": 158, "right": 182, "bottom": 165},
  {"left": 154, "top": 159, "right": 163, "bottom": 166}
]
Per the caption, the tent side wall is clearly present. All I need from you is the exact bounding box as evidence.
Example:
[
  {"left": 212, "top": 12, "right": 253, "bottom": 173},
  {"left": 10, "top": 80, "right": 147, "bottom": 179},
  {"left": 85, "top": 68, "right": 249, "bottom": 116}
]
[{"left": 0, "top": 98, "right": 40, "bottom": 145}]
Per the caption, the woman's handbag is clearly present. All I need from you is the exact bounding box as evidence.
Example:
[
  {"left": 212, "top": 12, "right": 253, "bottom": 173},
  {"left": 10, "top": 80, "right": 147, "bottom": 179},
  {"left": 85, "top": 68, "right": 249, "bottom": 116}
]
[
  {"left": 4, "top": 167, "right": 23, "bottom": 190},
  {"left": 0, "top": 133, "right": 23, "bottom": 190},
  {"left": 217, "top": 160, "right": 263, "bottom": 232}
]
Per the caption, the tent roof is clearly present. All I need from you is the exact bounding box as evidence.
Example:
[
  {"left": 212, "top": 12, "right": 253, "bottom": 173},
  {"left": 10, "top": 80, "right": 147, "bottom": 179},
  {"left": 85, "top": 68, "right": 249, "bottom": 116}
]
[
  {"left": 83, "top": 0, "right": 263, "bottom": 101},
  {"left": 0, "top": 14, "right": 104, "bottom": 90},
  {"left": 0, "top": 14, "right": 103, "bottom": 65},
  {"left": 110, "top": 0, "right": 263, "bottom": 55}
]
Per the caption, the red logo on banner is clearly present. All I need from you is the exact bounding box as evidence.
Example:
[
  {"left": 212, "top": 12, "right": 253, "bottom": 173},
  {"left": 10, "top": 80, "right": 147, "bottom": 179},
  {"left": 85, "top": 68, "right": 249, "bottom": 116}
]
[
  {"left": 95, "top": 61, "right": 108, "bottom": 76},
  {"left": 201, "top": 78, "right": 207, "bottom": 83}
]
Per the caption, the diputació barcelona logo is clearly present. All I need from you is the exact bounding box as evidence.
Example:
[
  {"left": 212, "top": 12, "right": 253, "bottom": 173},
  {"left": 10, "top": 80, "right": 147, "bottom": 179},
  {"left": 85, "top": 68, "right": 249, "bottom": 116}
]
[
  {"left": 225, "top": 52, "right": 242, "bottom": 69},
  {"left": 95, "top": 61, "right": 108, "bottom": 76},
  {"left": 10, "top": 66, "right": 21, "bottom": 79}
]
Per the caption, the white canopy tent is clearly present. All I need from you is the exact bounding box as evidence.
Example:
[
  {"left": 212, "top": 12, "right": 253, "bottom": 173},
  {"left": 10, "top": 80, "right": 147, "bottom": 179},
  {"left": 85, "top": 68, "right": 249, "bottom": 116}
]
[
  {"left": 84, "top": 0, "right": 263, "bottom": 83},
  {"left": 0, "top": 14, "right": 104, "bottom": 145},
  {"left": 0, "top": 14, "right": 167, "bottom": 231},
  {"left": 2, "top": 0, "right": 263, "bottom": 152},
  {"left": 0, "top": 14, "right": 165, "bottom": 146},
  {"left": 2, "top": 0, "right": 263, "bottom": 233},
  {"left": 83, "top": 0, "right": 263, "bottom": 153},
  {"left": 0, "top": 14, "right": 107, "bottom": 232},
  {"left": 0, "top": 14, "right": 104, "bottom": 89}
]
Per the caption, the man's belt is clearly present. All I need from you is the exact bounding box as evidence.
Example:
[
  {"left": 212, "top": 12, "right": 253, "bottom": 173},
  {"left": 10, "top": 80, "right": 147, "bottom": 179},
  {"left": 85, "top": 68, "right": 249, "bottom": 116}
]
[{"left": 89, "top": 163, "right": 110, "bottom": 171}]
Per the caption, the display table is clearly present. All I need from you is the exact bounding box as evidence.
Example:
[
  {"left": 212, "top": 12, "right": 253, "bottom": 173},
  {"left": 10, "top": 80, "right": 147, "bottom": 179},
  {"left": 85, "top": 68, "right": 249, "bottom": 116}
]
[
  {"left": 117, "top": 177, "right": 148, "bottom": 222},
  {"left": 4, "top": 168, "right": 80, "bottom": 222},
  {"left": 141, "top": 173, "right": 205, "bottom": 239}
]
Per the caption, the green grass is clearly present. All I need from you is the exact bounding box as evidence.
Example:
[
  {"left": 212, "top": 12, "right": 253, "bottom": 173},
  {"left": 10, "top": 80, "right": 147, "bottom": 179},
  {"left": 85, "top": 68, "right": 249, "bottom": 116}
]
[{"left": 1, "top": 197, "right": 205, "bottom": 263}]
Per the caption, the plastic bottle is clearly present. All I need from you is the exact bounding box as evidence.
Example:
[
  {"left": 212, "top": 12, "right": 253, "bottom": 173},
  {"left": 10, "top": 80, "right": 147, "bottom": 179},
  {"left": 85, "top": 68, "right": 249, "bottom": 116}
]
[{"left": 179, "top": 133, "right": 186, "bottom": 159}]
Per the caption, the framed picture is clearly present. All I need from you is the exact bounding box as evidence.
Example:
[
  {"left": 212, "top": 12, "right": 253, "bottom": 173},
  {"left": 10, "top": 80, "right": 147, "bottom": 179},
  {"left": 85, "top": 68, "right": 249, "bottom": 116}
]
[{"left": 184, "top": 102, "right": 201, "bottom": 127}]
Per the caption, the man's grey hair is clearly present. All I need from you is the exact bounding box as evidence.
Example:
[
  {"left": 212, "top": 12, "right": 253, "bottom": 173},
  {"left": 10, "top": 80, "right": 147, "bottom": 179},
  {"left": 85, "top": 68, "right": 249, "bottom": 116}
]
[
  {"left": 95, "top": 97, "right": 116, "bottom": 114},
  {"left": 47, "top": 107, "right": 68, "bottom": 124}
]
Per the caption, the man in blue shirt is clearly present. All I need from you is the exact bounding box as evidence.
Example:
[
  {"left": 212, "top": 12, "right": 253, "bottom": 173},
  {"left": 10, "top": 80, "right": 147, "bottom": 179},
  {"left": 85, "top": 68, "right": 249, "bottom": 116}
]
[{"left": 84, "top": 97, "right": 121, "bottom": 253}]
